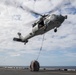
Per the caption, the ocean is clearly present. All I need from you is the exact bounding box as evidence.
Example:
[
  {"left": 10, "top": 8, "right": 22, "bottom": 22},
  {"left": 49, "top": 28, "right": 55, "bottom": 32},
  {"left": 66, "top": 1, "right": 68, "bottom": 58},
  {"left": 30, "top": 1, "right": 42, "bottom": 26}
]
[
  {"left": 0, "top": 66, "right": 76, "bottom": 69},
  {"left": 41, "top": 66, "right": 76, "bottom": 69}
]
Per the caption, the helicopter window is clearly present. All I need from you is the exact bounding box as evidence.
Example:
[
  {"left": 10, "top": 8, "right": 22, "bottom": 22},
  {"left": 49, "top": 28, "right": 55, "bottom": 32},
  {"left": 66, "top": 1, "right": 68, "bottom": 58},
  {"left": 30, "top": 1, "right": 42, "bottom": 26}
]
[
  {"left": 39, "top": 20, "right": 44, "bottom": 25},
  {"left": 32, "top": 23, "right": 37, "bottom": 27},
  {"left": 48, "top": 14, "right": 56, "bottom": 21}
]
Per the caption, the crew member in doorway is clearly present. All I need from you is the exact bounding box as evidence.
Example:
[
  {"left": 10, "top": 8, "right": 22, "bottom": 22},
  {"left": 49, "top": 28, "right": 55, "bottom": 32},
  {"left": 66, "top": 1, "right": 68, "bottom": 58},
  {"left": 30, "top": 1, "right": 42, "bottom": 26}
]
[{"left": 38, "top": 18, "right": 44, "bottom": 28}]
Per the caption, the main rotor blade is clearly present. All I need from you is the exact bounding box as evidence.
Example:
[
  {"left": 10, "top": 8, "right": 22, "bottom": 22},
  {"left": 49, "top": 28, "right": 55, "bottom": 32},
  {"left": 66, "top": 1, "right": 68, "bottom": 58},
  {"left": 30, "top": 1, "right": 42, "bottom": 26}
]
[
  {"left": 3, "top": 0, "right": 42, "bottom": 17},
  {"left": 3, "top": 0, "right": 63, "bottom": 16},
  {"left": 48, "top": 0, "right": 64, "bottom": 14},
  {"left": 19, "top": 5, "right": 43, "bottom": 16}
]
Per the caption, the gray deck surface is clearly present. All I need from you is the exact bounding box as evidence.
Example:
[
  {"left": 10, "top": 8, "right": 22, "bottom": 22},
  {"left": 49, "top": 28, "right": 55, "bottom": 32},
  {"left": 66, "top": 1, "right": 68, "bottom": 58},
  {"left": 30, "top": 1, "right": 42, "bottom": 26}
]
[{"left": 0, "top": 68, "right": 76, "bottom": 75}]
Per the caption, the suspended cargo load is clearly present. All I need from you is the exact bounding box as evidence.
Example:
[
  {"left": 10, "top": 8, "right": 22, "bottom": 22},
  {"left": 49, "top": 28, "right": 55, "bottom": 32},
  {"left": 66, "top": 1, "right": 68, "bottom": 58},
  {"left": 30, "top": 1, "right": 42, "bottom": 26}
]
[{"left": 30, "top": 60, "right": 40, "bottom": 71}]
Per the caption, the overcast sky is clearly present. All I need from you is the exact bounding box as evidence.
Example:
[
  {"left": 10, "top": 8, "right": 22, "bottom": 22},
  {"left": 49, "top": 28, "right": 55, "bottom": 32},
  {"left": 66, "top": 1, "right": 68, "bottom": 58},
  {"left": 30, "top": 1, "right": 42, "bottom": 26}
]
[{"left": 0, "top": 0, "right": 76, "bottom": 66}]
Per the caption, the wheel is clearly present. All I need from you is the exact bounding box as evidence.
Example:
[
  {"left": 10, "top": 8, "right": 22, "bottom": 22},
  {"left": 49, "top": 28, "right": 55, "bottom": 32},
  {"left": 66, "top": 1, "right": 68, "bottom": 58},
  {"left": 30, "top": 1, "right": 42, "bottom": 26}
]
[
  {"left": 18, "top": 32, "right": 21, "bottom": 35},
  {"left": 54, "top": 28, "right": 57, "bottom": 32}
]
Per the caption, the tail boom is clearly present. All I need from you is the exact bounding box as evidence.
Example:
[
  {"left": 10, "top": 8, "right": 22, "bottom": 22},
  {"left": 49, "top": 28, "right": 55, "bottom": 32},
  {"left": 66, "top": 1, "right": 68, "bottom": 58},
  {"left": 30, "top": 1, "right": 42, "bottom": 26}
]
[
  {"left": 13, "top": 38, "right": 24, "bottom": 42},
  {"left": 13, "top": 37, "right": 28, "bottom": 44}
]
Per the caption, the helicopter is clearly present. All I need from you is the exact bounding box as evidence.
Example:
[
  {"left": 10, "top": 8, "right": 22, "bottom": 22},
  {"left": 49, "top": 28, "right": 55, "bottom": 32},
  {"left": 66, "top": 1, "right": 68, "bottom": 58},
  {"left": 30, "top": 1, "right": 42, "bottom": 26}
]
[{"left": 13, "top": 2, "right": 67, "bottom": 45}]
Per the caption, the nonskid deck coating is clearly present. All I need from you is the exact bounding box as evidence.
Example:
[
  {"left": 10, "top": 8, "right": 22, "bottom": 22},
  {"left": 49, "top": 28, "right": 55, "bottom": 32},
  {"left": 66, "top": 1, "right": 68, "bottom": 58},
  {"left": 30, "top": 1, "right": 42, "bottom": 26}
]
[{"left": 0, "top": 68, "right": 76, "bottom": 75}]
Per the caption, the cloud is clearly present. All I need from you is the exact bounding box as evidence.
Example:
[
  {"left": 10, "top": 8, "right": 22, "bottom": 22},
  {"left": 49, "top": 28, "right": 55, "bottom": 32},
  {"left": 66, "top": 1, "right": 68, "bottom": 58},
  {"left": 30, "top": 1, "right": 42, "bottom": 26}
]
[
  {"left": 0, "top": 0, "right": 76, "bottom": 66},
  {"left": 0, "top": 0, "right": 76, "bottom": 51}
]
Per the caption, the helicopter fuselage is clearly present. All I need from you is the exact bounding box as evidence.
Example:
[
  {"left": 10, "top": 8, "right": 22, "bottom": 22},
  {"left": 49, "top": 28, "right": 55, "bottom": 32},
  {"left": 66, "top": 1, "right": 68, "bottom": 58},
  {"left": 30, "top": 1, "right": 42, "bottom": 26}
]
[{"left": 13, "top": 14, "right": 67, "bottom": 44}]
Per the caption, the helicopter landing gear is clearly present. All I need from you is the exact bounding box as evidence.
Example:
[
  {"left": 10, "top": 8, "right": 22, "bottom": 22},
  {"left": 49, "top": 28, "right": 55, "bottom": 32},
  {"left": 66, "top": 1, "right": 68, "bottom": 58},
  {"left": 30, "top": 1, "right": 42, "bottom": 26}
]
[
  {"left": 18, "top": 32, "right": 21, "bottom": 36},
  {"left": 54, "top": 28, "right": 57, "bottom": 32}
]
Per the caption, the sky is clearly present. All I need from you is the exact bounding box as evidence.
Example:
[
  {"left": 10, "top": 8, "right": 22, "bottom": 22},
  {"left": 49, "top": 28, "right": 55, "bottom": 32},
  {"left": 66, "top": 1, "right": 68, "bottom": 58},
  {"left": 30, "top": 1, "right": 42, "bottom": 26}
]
[{"left": 0, "top": 0, "right": 76, "bottom": 66}]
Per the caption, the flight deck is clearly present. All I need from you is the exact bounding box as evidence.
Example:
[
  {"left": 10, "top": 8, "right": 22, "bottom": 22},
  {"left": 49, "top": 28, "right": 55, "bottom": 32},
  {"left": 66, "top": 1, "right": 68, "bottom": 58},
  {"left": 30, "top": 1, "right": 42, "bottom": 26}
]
[{"left": 0, "top": 68, "right": 76, "bottom": 75}]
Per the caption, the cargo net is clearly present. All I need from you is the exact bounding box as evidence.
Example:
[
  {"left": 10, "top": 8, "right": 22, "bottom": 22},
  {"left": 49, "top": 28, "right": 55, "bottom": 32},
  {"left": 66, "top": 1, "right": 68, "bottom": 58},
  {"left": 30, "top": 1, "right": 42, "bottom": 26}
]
[{"left": 30, "top": 60, "right": 40, "bottom": 71}]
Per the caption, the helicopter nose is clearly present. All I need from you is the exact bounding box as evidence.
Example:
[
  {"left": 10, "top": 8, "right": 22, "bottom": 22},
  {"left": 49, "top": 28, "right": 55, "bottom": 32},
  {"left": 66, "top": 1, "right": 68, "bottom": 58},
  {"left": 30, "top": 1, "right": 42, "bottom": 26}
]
[{"left": 64, "top": 15, "right": 67, "bottom": 19}]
